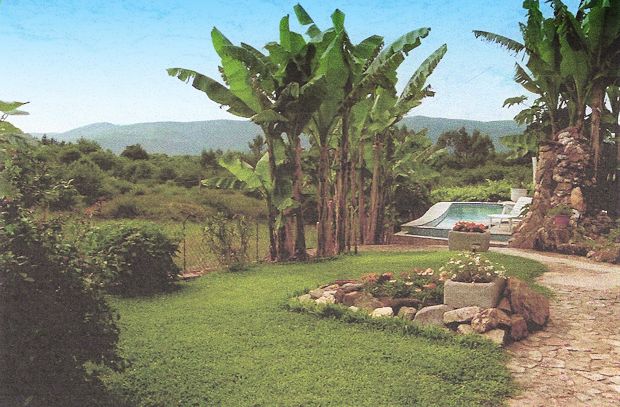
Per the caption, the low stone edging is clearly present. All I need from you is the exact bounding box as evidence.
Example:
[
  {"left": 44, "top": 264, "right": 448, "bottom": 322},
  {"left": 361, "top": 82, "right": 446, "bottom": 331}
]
[{"left": 293, "top": 277, "right": 550, "bottom": 347}]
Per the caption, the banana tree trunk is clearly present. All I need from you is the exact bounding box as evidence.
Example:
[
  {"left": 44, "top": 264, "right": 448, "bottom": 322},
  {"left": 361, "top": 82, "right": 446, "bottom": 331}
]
[
  {"left": 348, "top": 148, "right": 357, "bottom": 253},
  {"left": 367, "top": 136, "right": 382, "bottom": 244},
  {"left": 264, "top": 127, "right": 289, "bottom": 261},
  {"left": 590, "top": 86, "right": 605, "bottom": 181},
  {"left": 316, "top": 143, "right": 331, "bottom": 257},
  {"left": 266, "top": 196, "right": 277, "bottom": 261},
  {"left": 292, "top": 136, "right": 308, "bottom": 260},
  {"left": 357, "top": 140, "right": 367, "bottom": 245},
  {"left": 336, "top": 108, "right": 350, "bottom": 254}
]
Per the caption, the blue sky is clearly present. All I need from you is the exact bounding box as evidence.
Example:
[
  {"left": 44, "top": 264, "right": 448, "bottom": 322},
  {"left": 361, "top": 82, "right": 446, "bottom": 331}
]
[{"left": 1, "top": 0, "right": 580, "bottom": 133}]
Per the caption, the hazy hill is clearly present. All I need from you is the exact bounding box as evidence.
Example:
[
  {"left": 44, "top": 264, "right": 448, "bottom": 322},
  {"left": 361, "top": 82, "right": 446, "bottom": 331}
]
[{"left": 36, "top": 116, "right": 524, "bottom": 155}]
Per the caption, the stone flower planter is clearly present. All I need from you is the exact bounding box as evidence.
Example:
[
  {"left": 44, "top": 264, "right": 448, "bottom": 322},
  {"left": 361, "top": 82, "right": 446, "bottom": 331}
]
[
  {"left": 448, "top": 230, "right": 490, "bottom": 252},
  {"left": 443, "top": 278, "right": 506, "bottom": 309}
]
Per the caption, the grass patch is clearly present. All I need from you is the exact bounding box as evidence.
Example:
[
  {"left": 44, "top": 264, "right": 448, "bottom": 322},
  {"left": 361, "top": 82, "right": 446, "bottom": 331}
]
[{"left": 103, "top": 251, "right": 546, "bottom": 406}]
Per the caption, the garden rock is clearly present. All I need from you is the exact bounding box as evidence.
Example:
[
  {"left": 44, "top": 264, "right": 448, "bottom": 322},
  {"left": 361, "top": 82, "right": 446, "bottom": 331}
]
[
  {"left": 389, "top": 297, "right": 421, "bottom": 311},
  {"left": 341, "top": 283, "right": 363, "bottom": 293},
  {"left": 316, "top": 294, "right": 335, "bottom": 304},
  {"left": 414, "top": 304, "right": 452, "bottom": 326},
  {"left": 298, "top": 294, "right": 312, "bottom": 303},
  {"left": 509, "top": 315, "right": 529, "bottom": 340},
  {"left": 397, "top": 306, "right": 417, "bottom": 320},
  {"left": 471, "top": 308, "right": 511, "bottom": 333},
  {"left": 498, "top": 297, "right": 512, "bottom": 313},
  {"left": 505, "top": 278, "right": 550, "bottom": 328},
  {"left": 482, "top": 329, "right": 506, "bottom": 345},
  {"left": 443, "top": 306, "right": 481, "bottom": 325},
  {"left": 309, "top": 288, "right": 325, "bottom": 299},
  {"left": 457, "top": 324, "right": 475, "bottom": 335},
  {"left": 371, "top": 307, "right": 394, "bottom": 318},
  {"left": 345, "top": 292, "right": 383, "bottom": 310},
  {"left": 334, "top": 289, "right": 346, "bottom": 304},
  {"left": 348, "top": 306, "right": 359, "bottom": 312},
  {"left": 342, "top": 291, "right": 363, "bottom": 306}
]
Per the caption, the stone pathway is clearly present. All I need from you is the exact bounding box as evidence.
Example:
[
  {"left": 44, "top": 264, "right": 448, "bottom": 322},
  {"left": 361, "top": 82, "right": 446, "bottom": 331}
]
[{"left": 491, "top": 248, "right": 620, "bottom": 406}]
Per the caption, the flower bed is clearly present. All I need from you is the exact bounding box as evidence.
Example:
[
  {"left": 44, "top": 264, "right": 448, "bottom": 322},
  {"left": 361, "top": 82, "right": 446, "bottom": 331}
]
[{"left": 293, "top": 253, "right": 550, "bottom": 347}]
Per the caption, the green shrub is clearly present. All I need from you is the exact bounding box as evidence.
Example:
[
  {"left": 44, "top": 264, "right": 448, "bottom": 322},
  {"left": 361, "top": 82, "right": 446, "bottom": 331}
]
[
  {"left": 46, "top": 180, "right": 80, "bottom": 211},
  {"left": 431, "top": 180, "right": 512, "bottom": 203},
  {"left": 0, "top": 200, "right": 122, "bottom": 406},
  {"left": 65, "top": 158, "right": 106, "bottom": 204},
  {"left": 86, "top": 223, "right": 180, "bottom": 295}
]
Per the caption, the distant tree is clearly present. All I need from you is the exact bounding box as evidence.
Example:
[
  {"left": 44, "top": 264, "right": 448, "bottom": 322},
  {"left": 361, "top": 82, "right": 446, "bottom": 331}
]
[
  {"left": 435, "top": 128, "right": 494, "bottom": 169},
  {"left": 248, "top": 134, "right": 265, "bottom": 163},
  {"left": 120, "top": 144, "right": 149, "bottom": 160},
  {"left": 200, "top": 148, "right": 219, "bottom": 169},
  {"left": 58, "top": 146, "right": 82, "bottom": 164},
  {"left": 76, "top": 138, "right": 101, "bottom": 154},
  {"left": 89, "top": 149, "right": 120, "bottom": 172},
  {"left": 65, "top": 158, "right": 105, "bottom": 203}
]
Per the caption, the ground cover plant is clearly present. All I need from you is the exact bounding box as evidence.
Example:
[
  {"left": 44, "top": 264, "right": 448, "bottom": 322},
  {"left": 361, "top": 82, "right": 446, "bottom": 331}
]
[{"left": 103, "top": 250, "right": 547, "bottom": 406}]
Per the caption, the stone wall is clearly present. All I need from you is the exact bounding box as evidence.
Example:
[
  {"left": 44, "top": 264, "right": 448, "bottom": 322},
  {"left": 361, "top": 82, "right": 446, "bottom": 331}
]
[{"left": 511, "top": 127, "right": 595, "bottom": 250}]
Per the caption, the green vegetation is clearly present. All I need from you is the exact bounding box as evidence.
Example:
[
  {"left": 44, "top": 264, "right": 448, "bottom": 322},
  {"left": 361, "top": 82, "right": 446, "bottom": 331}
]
[
  {"left": 0, "top": 200, "right": 121, "bottom": 407},
  {"left": 104, "top": 251, "right": 546, "bottom": 406},
  {"left": 85, "top": 223, "right": 181, "bottom": 295}
]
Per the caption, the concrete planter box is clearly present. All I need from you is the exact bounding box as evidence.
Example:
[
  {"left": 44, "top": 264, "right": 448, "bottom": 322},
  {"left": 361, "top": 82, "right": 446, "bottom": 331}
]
[
  {"left": 443, "top": 278, "right": 506, "bottom": 309},
  {"left": 448, "top": 231, "right": 490, "bottom": 252}
]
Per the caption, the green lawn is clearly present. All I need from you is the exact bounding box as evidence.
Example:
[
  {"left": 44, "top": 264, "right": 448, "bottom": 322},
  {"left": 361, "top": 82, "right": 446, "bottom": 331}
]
[{"left": 103, "top": 251, "right": 547, "bottom": 406}]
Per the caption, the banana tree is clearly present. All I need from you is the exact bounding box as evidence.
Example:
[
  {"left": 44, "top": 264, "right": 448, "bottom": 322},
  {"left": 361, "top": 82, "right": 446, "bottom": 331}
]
[
  {"left": 294, "top": 3, "right": 446, "bottom": 253},
  {"left": 355, "top": 40, "right": 447, "bottom": 244},
  {"left": 169, "top": 23, "right": 326, "bottom": 260},
  {"left": 551, "top": 0, "right": 620, "bottom": 177},
  {"left": 0, "top": 101, "right": 29, "bottom": 136}
]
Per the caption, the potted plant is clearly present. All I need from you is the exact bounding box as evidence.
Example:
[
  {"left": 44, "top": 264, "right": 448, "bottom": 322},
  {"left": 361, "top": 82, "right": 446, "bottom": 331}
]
[
  {"left": 510, "top": 181, "right": 528, "bottom": 202},
  {"left": 448, "top": 221, "right": 491, "bottom": 252},
  {"left": 548, "top": 204, "right": 572, "bottom": 228},
  {"left": 439, "top": 252, "right": 507, "bottom": 308}
]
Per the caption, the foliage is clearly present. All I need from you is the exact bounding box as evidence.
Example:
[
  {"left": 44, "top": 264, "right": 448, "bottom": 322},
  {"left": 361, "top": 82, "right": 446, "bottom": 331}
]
[
  {"left": 202, "top": 213, "right": 251, "bottom": 271},
  {"left": 360, "top": 268, "right": 444, "bottom": 305},
  {"left": 120, "top": 144, "right": 149, "bottom": 160},
  {"left": 452, "top": 221, "right": 488, "bottom": 233},
  {"left": 104, "top": 251, "right": 549, "bottom": 406},
  {"left": 439, "top": 252, "right": 506, "bottom": 283},
  {"left": 431, "top": 179, "right": 512, "bottom": 203},
  {"left": 65, "top": 158, "right": 107, "bottom": 204},
  {"left": 85, "top": 223, "right": 180, "bottom": 295},
  {"left": 0, "top": 200, "right": 121, "bottom": 406},
  {"left": 435, "top": 127, "right": 495, "bottom": 169},
  {"left": 548, "top": 204, "right": 573, "bottom": 216}
]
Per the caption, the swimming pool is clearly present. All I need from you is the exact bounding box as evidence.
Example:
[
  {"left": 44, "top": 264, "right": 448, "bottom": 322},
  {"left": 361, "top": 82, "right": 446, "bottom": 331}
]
[{"left": 401, "top": 202, "right": 509, "bottom": 241}]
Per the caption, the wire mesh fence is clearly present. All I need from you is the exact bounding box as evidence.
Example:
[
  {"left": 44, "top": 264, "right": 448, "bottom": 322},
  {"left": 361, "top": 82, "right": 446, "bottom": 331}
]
[{"left": 171, "top": 218, "right": 272, "bottom": 275}]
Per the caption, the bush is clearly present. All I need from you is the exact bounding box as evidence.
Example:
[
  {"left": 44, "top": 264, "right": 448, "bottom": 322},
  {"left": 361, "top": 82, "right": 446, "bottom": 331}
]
[
  {"left": 65, "top": 158, "right": 106, "bottom": 204},
  {"left": 46, "top": 180, "right": 80, "bottom": 211},
  {"left": 430, "top": 180, "right": 512, "bottom": 203},
  {"left": 203, "top": 213, "right": 251, "bottom": 271},
  {"left": 86, "top": 223, "right": 180, "bottom": 295},
  {"left": 0, "top": 200, "right": 121, "bottom": 406}
]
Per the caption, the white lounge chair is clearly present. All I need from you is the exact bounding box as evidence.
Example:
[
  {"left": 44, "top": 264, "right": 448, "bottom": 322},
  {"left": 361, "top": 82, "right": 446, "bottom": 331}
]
[{"left": 489, "top": 197, "right": 532, "bottom": 231}]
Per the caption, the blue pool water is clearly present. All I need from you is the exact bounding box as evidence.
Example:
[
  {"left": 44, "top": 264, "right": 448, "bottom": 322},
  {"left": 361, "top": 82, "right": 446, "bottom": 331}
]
[
  {"left": 401, "top": 202, "right": 509, "bottom": 242},
  {"left": 430, "top": 203, "right": 504, "bottom": 229}
]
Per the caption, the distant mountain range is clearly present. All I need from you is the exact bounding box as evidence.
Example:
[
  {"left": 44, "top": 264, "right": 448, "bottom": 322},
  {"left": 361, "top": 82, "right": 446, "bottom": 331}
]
[{"left": 33, "top": 116, "right": 524, "bottom": 155}]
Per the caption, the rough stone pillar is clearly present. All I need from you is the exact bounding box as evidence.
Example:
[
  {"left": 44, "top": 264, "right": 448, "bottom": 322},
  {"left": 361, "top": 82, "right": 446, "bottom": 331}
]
[{"left": 510, "top": 127, "right": 595, "bottom": 250}]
